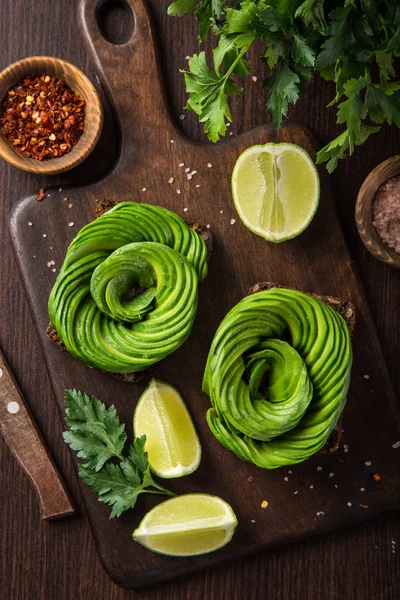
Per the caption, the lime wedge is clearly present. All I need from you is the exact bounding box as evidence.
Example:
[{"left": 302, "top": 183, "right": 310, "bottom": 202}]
[
  {"left": 231, "top": 142, "right": 320, "bottom": 242},
  {"left": 134, "top": 378, "right": 201, "bottom": 478},
  {"left": 132, "top": 493, "right": 238, "bottom": 556}
]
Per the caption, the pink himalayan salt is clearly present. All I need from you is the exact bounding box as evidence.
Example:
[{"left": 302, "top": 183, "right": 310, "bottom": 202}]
[{"left": 372, "top": 175, "right": 400, "bottom": 253}]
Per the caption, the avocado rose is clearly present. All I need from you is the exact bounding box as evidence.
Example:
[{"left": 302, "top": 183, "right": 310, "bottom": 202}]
[
  {"left": 203, "top": 287, "right": 353, "bottom": 469},
  {"left": 48, "top": 202, "right": 208, "bottom": 374}
]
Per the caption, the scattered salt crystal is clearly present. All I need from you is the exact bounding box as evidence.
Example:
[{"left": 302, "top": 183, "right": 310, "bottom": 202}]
[
  {"left": 364, "top": 374, "right": 370, "bottom": 379},
  {"left": 334, "top": 484, "right": 338, "bottom": 488},
  {"left": 226, "top": 122, "right": 231, "bottom": 127},
  {"left": 195, "top": 184, "right": 201, "bottom": 188},
  {"left": 365, "top": 461, "right": 372, "bottom": 466},
  {"left": 392, "top": 441, "right": 400, "bottom": 449},
  {"left": 179, "top": 162, "right": 184, "bottom": 167},
  {"left": 185, "top": 167, "right": 190, "bottom": 173},
  {"left": 187, "top": 174, "right": 192, "bottom": 180},
  {"left": 68, "top": 222, "right": 74, "bottom": 227},
  {"left": 43, "top": 234, "right": 47, "bottom": 238},
  {"left": 179, "top": 114, "right": 185, "bottom": 120},
  {"left": 344, "top": 444, "right": 349, "bottom": 453},
  {"left": 170, "top": 139, "right": 175, "bottom": 144},
  {"left": 220, "top": 210, "right": 223, "bottom": 214},
  {"left": 316, "top": 511, "right": 325, "bottom": 516},
  {"left": 251, "top": 519, "right": 255, "bottom": 523},
  {"left": 347, "top": 502, "right": 352, "bottom": 507},
  {"left": 317, "top": 466, "right": 322, "bottom": 471},
  {"left": 252, "top": 76, "right": 258, "bottom": 82},
  {"left": 183, "top": 207, "right": 188, "bottom": 212},
  {"left": 142, "top": 187, "right": 147, "bottom": 192},
  {"left": 185, "top": 55, "right": 190, "bottom": 60},
  {"left": 230, "top": 218, "right": 236, "bottom": 225},
  {"left": 206, "top": 224, "right": 211, "bottom": 229},
  {"left": 47, "top": 194, "right": 50, "bottom": 197},
  {"left": 207, "top": 163, "right": 212, "bottom": 168},
  {"left": 360, "top": 487, "right": 365, "bottom": 492},
  {"left": 294, "top": 491, "right": 298, "bottom": 495},
  {"left": 58, "top": 187, "right": 62, "bottom": 192},
  {"left": 329, "top": 473, "right": 334, "bottom": 478},
  {"left": 68, "top": 203, "right": 73, "bottom": 209},
  {"left": 28, "top": 222, "right": 32, "bottom": 226},
  {"left": 190, "top": 170, "right": 197, "bottom": 176},
  {"left": 47, "top": 262, "right": 52, "bottom": 268},
  {"left": 310, "top": 485, "right": 314, "bottom": 489},
  {"left": 52, "top": 268, "right": 56, "bottom": 273},
  {"left": 168, "top": 177, "right": 174, "bottom": 184},
  {"left": 176, "top": 189, "right": 181, "bottom": 195},
  {"left": 284, "top": 476, "right": 288, "bottom": 482}
]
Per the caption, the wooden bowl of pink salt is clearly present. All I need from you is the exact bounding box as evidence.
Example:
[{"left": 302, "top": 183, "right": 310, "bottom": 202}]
[{"left": 356, "top": 155, "right": 400, "bottom": 268}]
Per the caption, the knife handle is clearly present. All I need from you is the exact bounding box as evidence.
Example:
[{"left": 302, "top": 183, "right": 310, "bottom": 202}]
[{"left": 0, "top": 349, "right": 75, "bottom": 519}]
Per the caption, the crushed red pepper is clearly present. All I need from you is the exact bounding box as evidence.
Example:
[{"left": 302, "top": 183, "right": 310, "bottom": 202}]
[
  {"left": 36, "top": 187, "right": 46, "bottom": 202},
  {"left": 247, "top": 476, "right": 254, "bottom": 483},
  {"left": 0, "top": 74, "right": 85, "bottom": 160},
  {"left": 372, "top": 473, "right": 381, "bottom": 482}
]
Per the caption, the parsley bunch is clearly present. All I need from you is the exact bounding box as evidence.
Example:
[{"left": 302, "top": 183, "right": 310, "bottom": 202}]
[
  {"left": 63, "top": 390, "right": 174, "bottom": 518},
  {"left": 168, "top": 0, "right": 400, "bottom": 171}
]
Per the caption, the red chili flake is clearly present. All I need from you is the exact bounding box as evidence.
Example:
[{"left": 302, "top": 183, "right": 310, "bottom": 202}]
[
  {"left": 359, "top": 504, "right": 369, "bottom": 509},
  {"left": 247, "top": 476, "right": 254, "bottom": 483},
  {"left": 368, "top": 388, "right": 375, "bottom": 394},
  {"left": 0, "top": 74, "right": 85, "bottom": 161},
  {"left": 372, "top": 473, "right": 381, "bottom": 482},
  {"left": 36, "top": 187, "right": 46, "bottom": 201}
]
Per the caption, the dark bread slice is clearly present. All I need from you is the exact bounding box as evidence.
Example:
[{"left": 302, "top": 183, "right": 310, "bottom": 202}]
[
  {"left": 46, "top": 199, "right": 212, "bottom": 383},
  {"left": 248, "top": 281, "right": 356, "bottom": 456}
]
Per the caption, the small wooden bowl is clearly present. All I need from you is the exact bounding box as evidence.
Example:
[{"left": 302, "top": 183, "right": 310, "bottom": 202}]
[
  {"left": 355, "top": 155, "right": 400, "bottom": 269},
  {"left": 0, "top": 56, "right": 103, "bottom": 175}
]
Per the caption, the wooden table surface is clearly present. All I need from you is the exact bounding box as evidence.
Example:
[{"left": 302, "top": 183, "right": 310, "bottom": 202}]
[{"left": 0, "top": 2, "right": 399, "bottom": 599}]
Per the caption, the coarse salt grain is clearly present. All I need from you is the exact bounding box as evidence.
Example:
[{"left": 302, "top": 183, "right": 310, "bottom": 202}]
[
  {"left": 251, "top": 519, "right": 255, "bottom": 523},
  {"left": 179, "top": 162, "right": 184, "bottom": 167},
  {"left": 190, "top": 170, "right": 197, "bottom": 176},
  {"left": 179, "top": 114, "right": 185, "bottom": 121},
  {"left": 347, "top": 502, "right": 352, "bottom": 507},
  {"left": 206, "top": 224, "right": 211, "bottom": 229},
  {"left": 170, "top": 139, "right": 175, "bottom": 144},
  {"left": 317, "top": 466, "right": 322, "bottom": 471},
  {"left": 220, "top": 210, "right": 223, "bottom": 214},
  {"left": 168, "top": 177, "right": 174, "bottom": 184},
  {"left": 364, "top": 374, "right": 370, "bottom": 379},
  {"left": 187, "top": 174, "right": 192, "bottom": 180},
  {"left": 68, "top": 222, "right": 74, "bottom": 227},
  {"left": 185, "top": 167, "right": 190, "bottom": 173},
  {"left": 310, "top": 485, "right": 314, "bottom": 489},
  {"left": 294, "top": 491, "right": 298, "bottom": 495},
  {"left": 372, "top": 175, "right": 400, "bottom": 253},
  {"left": 196, "top": 184, "right": 201, "bottom": 188},
  {"left": 176, "top": 189, "right": 181, "bottom": 195},
  {"left": 365, "top": 461, "right": 372, "bottom": 466},
  {"left": 28, "top": 222, "right": 32, "bottom": 226},
  {"left": 284, "top": 476, "right": 288, "bottom": 482},
  {"left": 43, "top": 234, "right": 47, "bottom": 238},
  {"left": 230, "top": 218, "right": 236, "bottom": 225},
  {"left": 207, "top": 163, "right": 212, "bottom": 168},
  {"left": 344, "top": 444, "right": 349, "bottom": 453},
  {"left": 185, "top": 56, "right": 190, "bottom": 60},
  {"left": 68, "top": 203, "right": 73, "bottom": 209},
  {"left": 183, "top": 207, "right": 188, "bottom": 212},
  {"left": 360, "top": 487, "right": 365, "bottom": 492},
  {"left": 252, "top": 76, "right": 258, "bottom": 82},
  {"left": 142, "top": 187, "right": 147, "bottom": 192},
  {"left": 52, "top": 268, "right": 56, "bottom": 273},
  {"left": 392, "top": 441, "right": 400, "bottom": 449},
  {"left": 58, "top": 187, "right": 62, "bottom": 192},
  {"left": 329, "top": 472, "right": 334, "bottom": 478}
]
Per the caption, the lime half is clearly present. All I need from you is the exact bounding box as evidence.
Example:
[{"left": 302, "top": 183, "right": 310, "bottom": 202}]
[
  {"left": 134, "top": 378, "right": 201, "bottom": 478},
  {"left": 132, "top": 493, "right": 238, "bottom": 556},
  {"left": 232, "top": 142, "right": 320, "bottom": 242}
]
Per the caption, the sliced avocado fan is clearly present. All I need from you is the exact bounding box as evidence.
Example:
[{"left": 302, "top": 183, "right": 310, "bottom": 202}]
[
  {"left": 202, "top": 288, "right": 352, "bottom": 469},
  {"left": 48, "top": 202, "right": 208, "bottom": 374}
]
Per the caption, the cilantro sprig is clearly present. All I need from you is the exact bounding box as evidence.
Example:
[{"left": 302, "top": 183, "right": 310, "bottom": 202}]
[
  {"left": 168, "top": 0, "right": 400, "bottom": 171},
  {"left": 63, "top": 390, "right": 174, "bottom": 518}
]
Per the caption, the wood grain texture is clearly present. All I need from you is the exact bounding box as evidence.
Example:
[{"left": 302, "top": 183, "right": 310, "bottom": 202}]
[
  {"left": 0, "top": 348, "right": 75, "bottom": 519},
  {"left": 0, "top": 0, "right": 399, "bottom": 598},
  {"left": 356, "top": 155, "right": 400, "bottom": 268},
  {"left": 0, "top": 55, "right": 103, "bottom": 174}
]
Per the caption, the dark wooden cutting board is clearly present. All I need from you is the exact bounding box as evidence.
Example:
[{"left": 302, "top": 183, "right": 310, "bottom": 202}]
[{"left": 9, "top": 0, "right": 400, "bottom": 588}]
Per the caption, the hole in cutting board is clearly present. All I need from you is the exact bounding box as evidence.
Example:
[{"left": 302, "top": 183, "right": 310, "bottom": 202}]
[{"left": 96, "top": 0, "right": 134, "bottom": 45}]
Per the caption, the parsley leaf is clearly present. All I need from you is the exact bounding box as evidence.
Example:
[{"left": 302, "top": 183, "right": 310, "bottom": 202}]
[
  {"left": 63, "top": 389, "right": 126, "bottom": 471},
  {"left": 63, "top": 392, "right": 175, "bottom": 518},
  {"left": 264, "top": 65, "right": 301, "bottom": 130},
  {"left": 168, "top": 0, "right": 197, "bottom": 17}
]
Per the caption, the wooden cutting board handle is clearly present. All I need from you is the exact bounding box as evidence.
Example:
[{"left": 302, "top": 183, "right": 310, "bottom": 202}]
[{"left": 0, "top": 349, "right": 75, "bottom": 519}]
